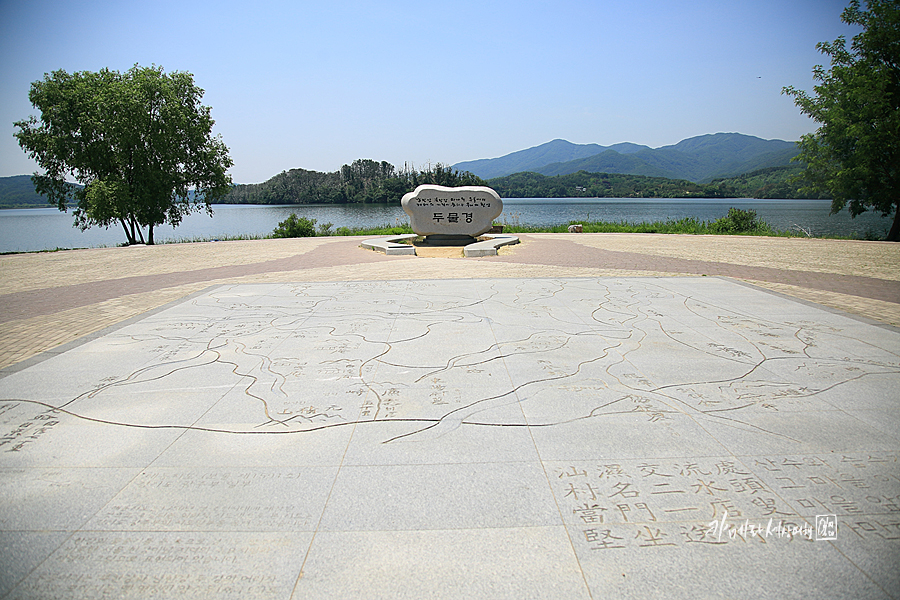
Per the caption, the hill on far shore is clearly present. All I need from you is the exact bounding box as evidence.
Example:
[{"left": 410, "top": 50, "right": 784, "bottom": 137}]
[
  {"left": 0, "top": 175, "right": 52, "bottom": 208},
  {"left": 2, "top": 132, "right": 811, "bottom": 208},
  {"left": 452, "top": 133, "right": 799, "bottom": 183}
]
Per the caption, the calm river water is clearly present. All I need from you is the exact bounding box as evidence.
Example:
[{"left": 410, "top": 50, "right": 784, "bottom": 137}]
[{"left": 0, "top": 198, "right": 891, "bottom": 253}]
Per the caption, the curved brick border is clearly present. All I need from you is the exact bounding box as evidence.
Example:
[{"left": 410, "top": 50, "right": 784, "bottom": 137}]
[
  {"left": 2, "top": 235, "right": 897, "bottom": 330},
  {"left": 483, "top": 236, "right": 900, "bottom": 304},
  {"left": 0, "top": 239, "right": 409, "bottom": 324}
]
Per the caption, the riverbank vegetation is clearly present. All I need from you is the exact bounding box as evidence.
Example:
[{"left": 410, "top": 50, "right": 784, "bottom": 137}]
[
  {"left": 495, "top": 208, "right": 781, "bottom": 236},
  {"left": 256, "top": 207, "right": 879, "bottom": 241}
]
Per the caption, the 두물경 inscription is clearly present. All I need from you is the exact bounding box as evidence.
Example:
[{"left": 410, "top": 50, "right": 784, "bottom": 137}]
[{"left": 402, "top": 184, "right": 503, "bottom": 238}]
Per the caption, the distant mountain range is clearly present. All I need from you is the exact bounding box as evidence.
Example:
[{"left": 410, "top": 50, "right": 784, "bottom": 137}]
[
  {"left": 452, "top": 133, "right": 800, "bottom": 183},
  {"left": 2, "top": 133, "right": 804, "bottom": 209}
]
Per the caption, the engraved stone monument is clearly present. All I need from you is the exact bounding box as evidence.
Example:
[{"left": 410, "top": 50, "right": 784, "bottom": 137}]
[{"left": 401, "top": 184, "right": 503, "bottom": 245}]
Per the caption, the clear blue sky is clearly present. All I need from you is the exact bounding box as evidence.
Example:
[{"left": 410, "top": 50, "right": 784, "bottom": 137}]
[{"left": 1, "top": 0, "right": 856, "bottom": 183}]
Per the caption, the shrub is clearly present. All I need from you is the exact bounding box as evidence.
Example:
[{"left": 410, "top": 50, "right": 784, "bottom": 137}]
[
  {"left": 317, "top": 221, "right": 334, "bottom": 236},
  {"left": 272, "top": 214, "right": 317, "bottom": 238},
  {"left": 710, "top": 208, "right": 772, "bottom": 234}
]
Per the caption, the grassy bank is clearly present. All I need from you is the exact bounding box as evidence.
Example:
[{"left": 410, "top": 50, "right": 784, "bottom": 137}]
[
  {"left": 164, "top": 215, "right": 872, "bottom": 244},
  {"left": 496, "top": 217, "right": 789, "bottom": 236},
  {"left": 265, "top": 208, "right": 796, "bottom": 239},
  {"left": 317, "top": 208, "right": 876, "bottom": 240}
]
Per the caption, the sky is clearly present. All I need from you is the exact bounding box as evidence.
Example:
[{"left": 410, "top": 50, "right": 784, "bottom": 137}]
[{"left": 1, "top": 0, "right": 857, "bottom": 184}]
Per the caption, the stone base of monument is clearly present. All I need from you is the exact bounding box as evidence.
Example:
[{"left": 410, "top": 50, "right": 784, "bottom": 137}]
[
  {"left": 422, "top": 234, "right": 477, "bottom": 246},
  {"left": 361, "top": 233, "right": 519, "bottom": 257}
]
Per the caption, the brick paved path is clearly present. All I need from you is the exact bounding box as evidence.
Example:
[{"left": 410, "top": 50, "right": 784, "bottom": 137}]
[
  {"left": 0, "top": 239, "right": 406, "bottom": 324},
  {"left": 484, "top": 237, "right": 900, "bottom": 304}
]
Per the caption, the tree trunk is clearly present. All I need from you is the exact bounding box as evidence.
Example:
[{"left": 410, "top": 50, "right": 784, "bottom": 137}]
[
  {"left": 119, "top": 218, "right": 135, "bottom": 245},
  {"left": 147, "top": 223, "right": 154, "bottom": 245},
  {"left": 132, "top": 216, "right": 146, "bottom": 244},
  {"left": 888, "top": 202, "right": 900, "bottom": 242}
]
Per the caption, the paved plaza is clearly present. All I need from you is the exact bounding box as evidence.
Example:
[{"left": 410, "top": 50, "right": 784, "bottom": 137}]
[{"left": 0, "top": 235, "right": 898, "bottom": 599}]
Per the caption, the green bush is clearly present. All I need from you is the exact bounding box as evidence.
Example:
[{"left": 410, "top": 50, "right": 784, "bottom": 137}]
[
  {"left": 709, "top": 208, "right": 773, "bottom": 234},
  {"left": 272, "top": 213, "right": 317, "bottom": 238}
]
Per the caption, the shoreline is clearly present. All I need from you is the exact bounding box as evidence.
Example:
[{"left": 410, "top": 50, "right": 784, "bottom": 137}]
[
  {"left": 1, "top": 199, "right": 894, "bottom": 254},
  {"left": 0, "top": 224, "right": 889, "bottom": 257}
]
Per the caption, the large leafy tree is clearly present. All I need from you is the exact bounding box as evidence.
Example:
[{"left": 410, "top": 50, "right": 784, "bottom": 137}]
[
  {"left": 14, "top": 65, "right": 233, "bottom": 244},
  {"left": 783, "top": 0, "right": 900, "bottom": 241}
]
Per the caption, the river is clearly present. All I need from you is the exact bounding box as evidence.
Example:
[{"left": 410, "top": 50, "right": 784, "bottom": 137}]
[{"left": 0, "top": 198, "right": 892, "bottom": 253}]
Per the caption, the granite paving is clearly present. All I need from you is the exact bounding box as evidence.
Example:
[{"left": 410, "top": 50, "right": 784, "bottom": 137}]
[{"left": 0, "top": 275, "right": 898, "bottom": 599}]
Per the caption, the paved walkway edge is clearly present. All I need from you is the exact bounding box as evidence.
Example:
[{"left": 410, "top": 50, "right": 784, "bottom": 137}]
[
  {"left": 726, "top": 277, "right": 900, "bottom": 332},
  {"left": 0, "top": 285, "right": 225, "bottom": 378}
]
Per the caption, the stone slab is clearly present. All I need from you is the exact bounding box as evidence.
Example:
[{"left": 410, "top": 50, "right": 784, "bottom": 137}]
[
  {"left": 463, "top": 234, "right": 520, "bottom": 257},
  {"left": 360, "top": 234, "right": 418, "bottom": 255},
  {"left": 0, "top": 278, "right": 898, "bottom": 599},
  {"left": 401, "top": 184, "right": 502, "bottom": 237}
]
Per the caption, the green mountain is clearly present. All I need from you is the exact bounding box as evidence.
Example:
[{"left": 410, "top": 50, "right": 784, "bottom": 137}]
[
  {"left": 487, "top": 171, "right": 709, "bottom": 199},
  {"left": 706, "top": 165, "right": 829, "bottom": 199},
  {"left": 455, "top": 133, "right": 800, "bottom": 183},
  {"left": 485, "top": 165, "right": 826, "bottom": 200},
  {"left": 0, "top": 175, "right": 52, "bottom": 208},
  {"left": 535, "top": 149, "right": 675, "bottom": 179},
  {"left": 452, "top": 139, "right": 650, "bottom": 180}
]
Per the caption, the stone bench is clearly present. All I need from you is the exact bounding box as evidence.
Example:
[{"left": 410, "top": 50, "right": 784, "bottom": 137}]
[
  {"left": 360, "top": 234, "right": 418, "bottom": 255},
  {"left": 463, "top": 234, "right": 520, "bottom": 257}
]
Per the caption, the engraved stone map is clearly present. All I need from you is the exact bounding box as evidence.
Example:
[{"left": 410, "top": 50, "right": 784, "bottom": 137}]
[{"left": 1, "top": 278, "right": 898, "bottom": 599}]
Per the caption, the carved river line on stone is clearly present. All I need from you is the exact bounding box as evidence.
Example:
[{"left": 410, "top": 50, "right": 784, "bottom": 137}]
[{"left": 5, "top": 278, "right": 896, "bottom": 450}]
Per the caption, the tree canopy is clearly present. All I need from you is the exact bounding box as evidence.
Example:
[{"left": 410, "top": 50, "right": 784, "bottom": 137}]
[
  {"left": 223, "top": 159, "right": 484, "bottom": 205},
  {"left": 783, "top": 0, "right": 900, "bottom": 241},
  {"left": 14, "top": 65, "right": 233, "bottom": 244},
  {"left": 486, "top": 168, "right": 823, "bottom": 200}
]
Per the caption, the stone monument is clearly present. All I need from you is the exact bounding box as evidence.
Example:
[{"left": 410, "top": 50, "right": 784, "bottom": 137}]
[{"left": 401, "top": 184, "right": 503, "bottom": 245}]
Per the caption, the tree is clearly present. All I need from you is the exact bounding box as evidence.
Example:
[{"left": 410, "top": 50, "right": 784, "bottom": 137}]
[
  {"left": 14, "top": 65, "right": 233, "bottom": 245},
  {"left": 783, "top": 0, "right": 900, "bottom": 241}
]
